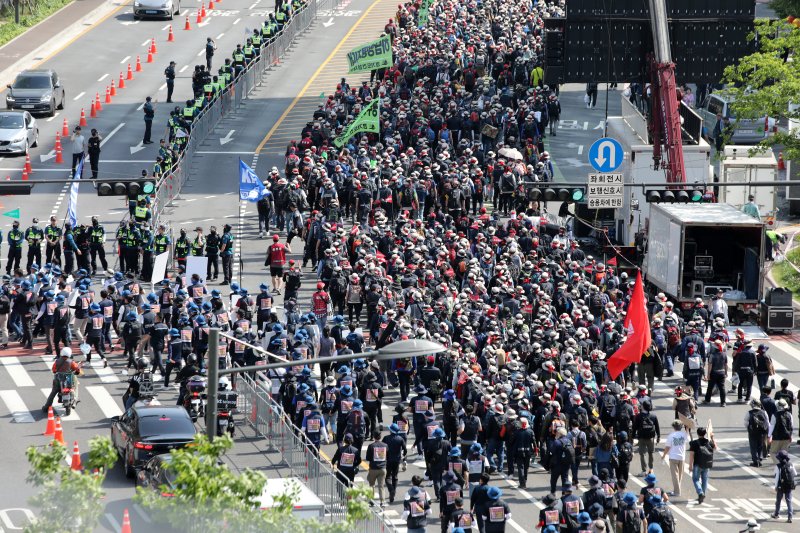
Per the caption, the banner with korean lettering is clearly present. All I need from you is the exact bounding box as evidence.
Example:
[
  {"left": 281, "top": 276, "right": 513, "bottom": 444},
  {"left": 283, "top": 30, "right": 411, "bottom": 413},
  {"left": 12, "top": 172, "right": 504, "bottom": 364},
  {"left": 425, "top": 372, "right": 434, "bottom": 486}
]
[
  {"left": 347, "top": 34, "right": 392, "bottom": 74},
  {"left": 333, "top": 98, "right": 380, "bottom": 148}
]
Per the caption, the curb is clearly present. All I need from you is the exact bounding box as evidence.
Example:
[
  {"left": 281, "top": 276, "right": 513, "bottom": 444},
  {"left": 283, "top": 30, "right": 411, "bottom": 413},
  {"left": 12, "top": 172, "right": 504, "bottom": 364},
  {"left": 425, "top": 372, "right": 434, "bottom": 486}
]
[{"left": 0, "top": 0, "right": 124, "bottom": 89}]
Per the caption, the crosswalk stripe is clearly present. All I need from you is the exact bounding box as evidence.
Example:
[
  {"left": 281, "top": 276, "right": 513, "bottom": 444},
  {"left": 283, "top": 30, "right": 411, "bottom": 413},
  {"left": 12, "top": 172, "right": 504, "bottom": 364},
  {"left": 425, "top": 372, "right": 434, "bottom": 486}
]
[
  {"left": 0, "top": 389, "right": 35, "bottom": 423},
  {"left": 90, "top": 360, "right": 121, "bottom": 383},
  {"left": 0, "top": 357, "right": 35, "bottom": 387},
  {"left": 40, "top": 388, "right": 79, "bottom": 421},
  {"left": 85, "top": 386, "right": 123, "bottom": 419},
  {"left": 40, "top": 355, "right": 54, "bottom": 372},
  {"left": 770, "top": 340, "right": 800, "bottom": 363}
]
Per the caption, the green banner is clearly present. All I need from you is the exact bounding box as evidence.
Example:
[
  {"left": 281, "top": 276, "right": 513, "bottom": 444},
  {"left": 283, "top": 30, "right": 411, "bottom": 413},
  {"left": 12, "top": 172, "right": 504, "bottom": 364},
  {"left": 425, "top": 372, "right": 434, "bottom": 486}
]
[
  {"left": 418, "top": 6, "right": 429, "bottom": 27},
  {"left": 333, "top": 99, "right": 380, "bottom": 148},
  {"left": 2, "top": 208, "right": 19, "bottom": 219},
  {"left": 346, "top": 34, "right": 392, "bottom": 74}
]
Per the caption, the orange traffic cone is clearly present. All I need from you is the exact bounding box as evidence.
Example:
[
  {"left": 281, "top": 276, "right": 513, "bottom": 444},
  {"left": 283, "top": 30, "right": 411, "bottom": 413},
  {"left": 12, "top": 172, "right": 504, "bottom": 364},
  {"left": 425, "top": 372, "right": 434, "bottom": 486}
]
[
  {"left": 196, "top": 9, "right": 203, "bottom": 24},
  {"left": 200, "top": 2, "right": 206, "bottom": 17},
  {"left": 24, "top": 154, "right": 31, "bottom": 174},
  {"left": 208, "top": 0, "right": 214, "bottom": 10},
  {"left": 105, "top": 87, "right": 112, "bottom": 103},
  {"left": 778, "top": 151, "right": 786, "bottom": 171},
  {"left": 146, "top": 51, "right": 154, "bottom": 63},
  {"left": 43, "top": 406, "right": 55, "bottom": 436},
  {"left": 184, "top": 14, "right": 191, "bottom": 30},
  {"left": 95, "top": 92, "right": 102, "bottom": 112},
  {"left": 127, "top": 63, "right": 134, "bottom": 80},
  {"left": 21, "top": 168, "right": 28, "bottom": 181},
  {"left": 121, "top": 509, "right": 132, "bottom": 533},
  {"left": 167, "top": 25, "right": 175, "bottom": 41},
  {"left": 55, "top": 146, "right": 63, "bottom": 164},
  {"left": 80, "top": 108, "right": 88, "bottom": 126},
  {"left": 110, "top": 79, "right": 117, "bottom": 96},
  {"left": 62, "top": 117, "right": 68, "bottom": 137},
  {"left": 90, "top": 101, "right": 97, "bottom": 118},
  {"left": 119, "top": 72, "right": 126, "bottom": 89},
  {"left": 53, "top": 417, "right": 64, "bottom": 445},
  {"left": 150, "top": 37, "right": 157, "bottom": 54},
  {"left": 54, "top": 131, "right": 61, "bottom": 150},
  {"left": 71, "top": 441, "right": 82, "bottom": 471},
  {"left": 135, "top": 55, "right": 143, "bottom": 72}
]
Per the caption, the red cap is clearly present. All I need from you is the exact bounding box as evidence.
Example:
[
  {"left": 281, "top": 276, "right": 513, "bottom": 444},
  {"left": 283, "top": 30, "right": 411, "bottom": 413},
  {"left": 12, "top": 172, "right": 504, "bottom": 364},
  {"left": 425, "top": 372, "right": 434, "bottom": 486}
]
[
  {"left": 272, "top": 234, "right": 279, "bottom": 241},
  {"left": 317, "top": 282, "right": 324, "bottom": 290},
  {"left": 427, "top": 355, "right": 435, "bottom": 363}
]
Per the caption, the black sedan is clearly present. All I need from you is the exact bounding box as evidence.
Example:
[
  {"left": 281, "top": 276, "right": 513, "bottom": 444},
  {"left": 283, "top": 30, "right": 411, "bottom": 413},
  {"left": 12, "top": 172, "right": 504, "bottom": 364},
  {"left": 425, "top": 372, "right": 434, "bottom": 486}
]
[
  {"left": 111, "top": 405, "right": 197, "bottom": 478},
  {"left": 136, "top": 453, "right": 177, "bottom": 493}
]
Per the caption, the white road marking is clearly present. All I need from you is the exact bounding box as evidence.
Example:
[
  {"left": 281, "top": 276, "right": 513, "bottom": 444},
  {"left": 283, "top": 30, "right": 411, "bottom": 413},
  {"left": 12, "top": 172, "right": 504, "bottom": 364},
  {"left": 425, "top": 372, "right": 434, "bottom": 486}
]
[
  {"left": 86, "top": 386, "right": 123, "bottom": 418},
  {"left": 40, "top": 388, "right": 79, "bottom": 421},
  {"left": 507, "top": 519, "right": 527, "bottom": 533},
  {"left": 90, "top": 360, "right": 121, "bottom": 383},
  {"left": 180, "top": 65, "right": 189, "bottom": 73},
  {"left": 98, "top": 73, "right": 109, "bottom": 82},
  {"left": 0, "top": 390, "right": 35, "bottom": 423},
  {"left": 0, "top": 357, "right": 35, "bottom": 387},
  {"left": 771, "top": 339, "right": 800, "bottom": 363},
  {"left": 577, "top": 145, "right": 584, "bottom": 155},
  {"left": 45, "top": 112, "right": 60, "bottom": 122},
  {"left": 216, "top": 32, "right": 224, "bottom": 39},
  {"left": 133, "top": 504, "right": 152, "bottom": 523},
  {"left": 141, "top": 39, "right": 150, "bottom": 46},
  {"left": 161, "top": 24, "right": 170, "bottom": 31},
  {"left": 104, "top": 513, "right": 121, "bottom": 532},
  {"left": 204, "top": 195, "right": 216, "bottom": 199},
  {"left": 195, "top": 150, "right": 254, "bottom": 154},
  {"left": 120, "top": 55, "right": 131, "bottom": 64},
  {"left": 100, "top": 123, "right": 125, "bottom": 148},
  {"left": 73, "top": 91, "right": 85, "bottom": 101},
  {"left": 40, "top": 355, "right": 54, "bottom": 372},
  {"left": 197, "top": 49, "right": 205, "bottom": 57},
  {"left": 233, "top": 17, "right": 241, "bottom": 24},
  {"left": 137, "top": 102, "right": 145, "bottom": 111},
  {"left": 159, "top": 83, "right": 167, "bottom": 90},
  {"left": 627, "top": 474, "right": 713, "bottom": 533}
]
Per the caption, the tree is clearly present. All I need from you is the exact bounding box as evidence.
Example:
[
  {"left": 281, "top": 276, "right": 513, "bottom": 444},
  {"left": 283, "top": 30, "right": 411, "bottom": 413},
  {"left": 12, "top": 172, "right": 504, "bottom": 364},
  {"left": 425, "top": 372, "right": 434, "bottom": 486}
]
[
  {"left": 24, "top": 436, "right": 118, "bottom": 533},
  {"left": 723, "top": 19, "right": 800, "bottom": 160},
  {"left": 135, "top": 434, "right": 374, "bottom": 533},
  {"left": 770, "top": 0, "right": 800, "bottom": 19}
]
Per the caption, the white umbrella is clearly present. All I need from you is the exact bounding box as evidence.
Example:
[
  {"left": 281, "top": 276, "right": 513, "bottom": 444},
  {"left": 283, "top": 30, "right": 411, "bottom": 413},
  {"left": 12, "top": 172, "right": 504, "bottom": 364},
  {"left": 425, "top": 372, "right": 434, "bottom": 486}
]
[{"left": 498, "top": 147, "right": 524, "bottom": 160}]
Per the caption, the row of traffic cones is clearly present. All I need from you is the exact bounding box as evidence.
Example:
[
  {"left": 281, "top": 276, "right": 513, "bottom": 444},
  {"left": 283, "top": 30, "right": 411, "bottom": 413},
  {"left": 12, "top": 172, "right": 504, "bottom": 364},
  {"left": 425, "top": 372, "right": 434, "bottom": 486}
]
[{"left": 43, "top": 407, "right": 135, "bottom": 531}]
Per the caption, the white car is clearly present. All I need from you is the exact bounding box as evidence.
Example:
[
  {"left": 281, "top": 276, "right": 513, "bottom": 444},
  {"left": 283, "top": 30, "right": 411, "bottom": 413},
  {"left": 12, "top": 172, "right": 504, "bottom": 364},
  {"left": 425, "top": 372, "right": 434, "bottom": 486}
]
[
  {"left": 133, "top": 0, "right": 181, "bottom": 19},
  {"left": 0, "top": 111, "right": 38, "bottom": 155}
]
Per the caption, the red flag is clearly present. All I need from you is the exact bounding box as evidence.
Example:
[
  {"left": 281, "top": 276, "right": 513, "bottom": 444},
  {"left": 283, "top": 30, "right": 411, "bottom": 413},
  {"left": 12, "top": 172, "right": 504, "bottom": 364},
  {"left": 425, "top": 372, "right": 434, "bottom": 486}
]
[
  {"left": 607, "top": 271, "right": 652, "bottom": 379},
  {"left": 606, "top": 256, "right": 617, "bottom": 266}
]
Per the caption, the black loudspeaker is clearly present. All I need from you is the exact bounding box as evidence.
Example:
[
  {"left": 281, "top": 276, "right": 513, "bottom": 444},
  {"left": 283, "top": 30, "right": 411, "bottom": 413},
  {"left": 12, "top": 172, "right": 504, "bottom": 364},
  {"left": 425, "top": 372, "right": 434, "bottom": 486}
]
[{"left": 765, "top": 288, "right": 793, "bottom": 307}]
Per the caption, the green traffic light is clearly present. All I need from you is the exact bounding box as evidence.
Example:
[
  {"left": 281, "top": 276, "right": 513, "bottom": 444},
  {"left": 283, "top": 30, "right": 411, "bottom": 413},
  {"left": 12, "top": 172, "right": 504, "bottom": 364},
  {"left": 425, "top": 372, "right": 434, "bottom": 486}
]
[
  {"left": 572, "top": 189, "right": 584, "bottom": 201},
  {"left": 691, "top": 190, "right": 703, "bottom": 202},
  {"left": 143, "top": 182, "right": 155, "bottom": 194}
]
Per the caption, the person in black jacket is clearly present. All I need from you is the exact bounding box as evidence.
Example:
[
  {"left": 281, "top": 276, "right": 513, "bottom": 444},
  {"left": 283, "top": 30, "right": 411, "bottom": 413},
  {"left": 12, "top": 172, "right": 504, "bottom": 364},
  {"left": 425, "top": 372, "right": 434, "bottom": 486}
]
[{"left": 633, "top": 399, "right": 661, "bottom": 476}]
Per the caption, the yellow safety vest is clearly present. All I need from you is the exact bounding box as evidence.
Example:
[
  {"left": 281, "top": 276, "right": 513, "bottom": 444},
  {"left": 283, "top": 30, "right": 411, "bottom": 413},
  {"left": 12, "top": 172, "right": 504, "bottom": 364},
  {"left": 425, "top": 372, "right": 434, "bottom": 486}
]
[{"left": 135, "top": 206, "right": 147, "bottom": 220}]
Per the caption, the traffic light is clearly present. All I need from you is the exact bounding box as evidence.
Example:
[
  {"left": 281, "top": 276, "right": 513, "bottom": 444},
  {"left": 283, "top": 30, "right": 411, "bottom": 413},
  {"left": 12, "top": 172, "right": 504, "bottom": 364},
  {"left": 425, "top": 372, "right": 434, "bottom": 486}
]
[
  {"left": 526, "top": 186, "right": 585, "bottom": 202},
  {"left": 97, "top": 178, "right": 156, "bottom": 198},
  {"left": 645, "top": 188, "right": 710, "bottom": 203},
  {"left": 0, "top": 183, "right": 34, "bottom": 195}
]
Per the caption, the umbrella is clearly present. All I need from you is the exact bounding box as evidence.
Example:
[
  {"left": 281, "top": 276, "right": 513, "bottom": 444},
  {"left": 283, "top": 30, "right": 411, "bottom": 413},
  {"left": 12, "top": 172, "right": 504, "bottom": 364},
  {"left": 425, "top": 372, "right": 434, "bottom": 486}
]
[{"left": 498, "top": 147, "right": 524, "bottom": 160}]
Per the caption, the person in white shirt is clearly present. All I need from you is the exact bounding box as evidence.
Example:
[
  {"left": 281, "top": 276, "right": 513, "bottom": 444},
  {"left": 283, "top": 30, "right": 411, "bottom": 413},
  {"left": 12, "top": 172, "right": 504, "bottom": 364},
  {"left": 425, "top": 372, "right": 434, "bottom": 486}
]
[
  {"left": 710, "top": 292, "right": 729, "bottom": 325},
  {"left": 661, "top": 420, "right": 689, "bottom": 497}
]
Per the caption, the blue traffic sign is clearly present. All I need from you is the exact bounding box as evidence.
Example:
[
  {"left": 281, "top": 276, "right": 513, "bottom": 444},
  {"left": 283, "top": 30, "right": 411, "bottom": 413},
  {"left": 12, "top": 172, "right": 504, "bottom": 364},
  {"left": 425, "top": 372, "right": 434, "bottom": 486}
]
[{"left": 588, "top": 137, "right": 624, "bottom": 173}]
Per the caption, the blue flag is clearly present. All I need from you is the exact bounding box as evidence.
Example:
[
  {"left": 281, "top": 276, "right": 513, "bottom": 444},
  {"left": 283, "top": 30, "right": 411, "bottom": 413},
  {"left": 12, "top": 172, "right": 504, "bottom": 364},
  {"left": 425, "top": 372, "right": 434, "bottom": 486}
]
[
  {"left": 66, "top": 155, "right": 84, "bottom": 227},
  {"left": 239, "top": 159, "right": 265, "bottom": 202}
]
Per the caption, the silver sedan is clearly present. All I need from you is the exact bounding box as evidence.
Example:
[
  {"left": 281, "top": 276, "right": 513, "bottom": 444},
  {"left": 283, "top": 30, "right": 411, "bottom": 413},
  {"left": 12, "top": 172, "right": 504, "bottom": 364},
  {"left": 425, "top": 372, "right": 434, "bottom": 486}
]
[{"left": 0, "top": 111, "right": 38, "bottom": 155}]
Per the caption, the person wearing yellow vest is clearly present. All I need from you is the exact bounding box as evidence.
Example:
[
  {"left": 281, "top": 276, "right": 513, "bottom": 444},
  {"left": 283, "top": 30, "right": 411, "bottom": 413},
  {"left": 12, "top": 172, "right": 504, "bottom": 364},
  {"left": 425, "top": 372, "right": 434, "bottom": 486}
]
[{"left": 191, "top": 227, "right": 205, "bottom": 257}]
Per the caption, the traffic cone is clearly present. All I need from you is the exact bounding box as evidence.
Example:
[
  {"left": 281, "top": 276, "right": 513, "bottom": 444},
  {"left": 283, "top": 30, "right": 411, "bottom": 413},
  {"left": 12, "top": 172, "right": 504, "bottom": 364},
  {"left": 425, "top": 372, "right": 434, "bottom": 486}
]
[
  {"left": 55, "top": 146, "right": 63, "bottom": 164},
  {"left": 167, "top": 25, "right": 175, "bottom": 41},
  {"left": 62, "top": 117, "right": 68, "bottom": 137},
  {"left": 80, "top": 107, "right": 88, "bottom": 126},
  {"left": 70, "top": 441, "right": 82, "bottom": 471},
  {"left": 24, "top": 154, "right": 31, "bottom": 174},
  {"left": 105, "top": 86, "right": 112, "bottom": 103},
  {"left": 110, "top": 79, "right": 117, "bottom": 96},
  {"left": 147, "top": 51, "right": 154, "bottom": 63},
  {"left": 53, "top": 417, "right": 64, "bottom": 445},
  {"left": 121, "top": 509, "right": 132, "bottom": 533},
  {"left": 208, "top": 0, "right": 214, "bottom": 10},
  {"left": 95, "top": 92, "right": 102, "bottom": 112},
  {"left": 184, "top": 14, "right": 191, "bottom": 30},
  {"left": 119, "top": 72, "right": 126, "bottom": 89},
  {"left": 779, "top": 151, "right": 785, "bottom": 171},
  {"left": 21, "top": 168, "right": 28, "bottom": 181},
  {"left": 127, "top": 63, "right": 134, "bottom": 80},
  {"left": 89, "top": 101, "right": 97, "bottom": 118},
  {"left": 150, "top": 37, "right": 157, "bottom": 54},
  {"left": 196, "top": 9, "right": 203, "bottom": 24},
  {"left": 43, "top": 406, "right": 56, "bottom": 436},
  {"left": 54, "top": 131, "right": 61, "bottom": 149},
  {"left": 200, "top": 2, "right": 206, "bottom": 17},
  {"left": 135, "top": 55, "right": 143, "bottom": 72}
]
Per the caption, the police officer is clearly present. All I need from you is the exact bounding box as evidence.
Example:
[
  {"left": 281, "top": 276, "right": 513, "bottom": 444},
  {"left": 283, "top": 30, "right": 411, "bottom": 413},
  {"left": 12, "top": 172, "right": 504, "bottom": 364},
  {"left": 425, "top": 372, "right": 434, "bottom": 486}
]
[
  {"left": 88, "top": 217, "right": 107, "bottom": 275},
  {"left": 174, "top": 228, "right": 190, "bottom": 269},
  {"left": 44, "top": 216, "right": 62, "bottom": 266},
  {"left": 153, "top": 224, "right": 170, "bottom": 258},
  {"left": 182, "top": 99, "right": 196, "bottom": 127},
  {"left": 232, "top": 44, "right": 246, "bottom": 76},
  {"left": 6, "top": 220, "right": 23, "bottom": 274},
  {"left": 87, "top": 128, "right": 101, "bottom": 179},
  {"left": 220, "top": 224, "right": 234, "bottom": 285},
  {"left": 205, "top": 37, "right": 216, "bottom": 70},
  {"left": 122, "top": 220, "right": 141, "bottom": 275},
  {"left": 24, "top": 218, "right": 43, "bottom": 273},
  {"left": 142, "top": 96, "right": 155, "bottom": 144},
  {"left": 165, "top": 61, "right": 176, "bottom": 103},
  {"left": 133, "top": 199, "right": 151, "bottom": 225},
  {"left": 140, "top": 223, "right": 155, "bottom": 282},
  {"left": 191, "top": 227, "right": 205, "bottom": 257},
  {"left": 62, "top": 222, "right": 79, "bottom": 275}
]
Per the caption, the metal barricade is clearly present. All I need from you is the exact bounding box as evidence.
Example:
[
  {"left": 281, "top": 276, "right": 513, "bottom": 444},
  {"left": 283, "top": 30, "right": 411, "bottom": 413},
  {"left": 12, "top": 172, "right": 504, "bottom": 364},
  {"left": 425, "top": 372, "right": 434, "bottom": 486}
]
[{"left": 234, "top": 373, "right": 397, "bottom": 531}]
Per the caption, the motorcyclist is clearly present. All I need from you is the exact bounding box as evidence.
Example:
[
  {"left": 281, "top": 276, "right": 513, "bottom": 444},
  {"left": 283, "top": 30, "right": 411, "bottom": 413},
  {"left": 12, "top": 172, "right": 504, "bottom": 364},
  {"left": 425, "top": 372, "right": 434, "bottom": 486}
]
[
  {"left": 175, "top": 353, "right": 201, "bottom": 406},
  {"left": 42, "top": 347, "right": 82, "bottom": 412},
  {"left": 123, "top": 356, "right": 153, "bottom": 410}
]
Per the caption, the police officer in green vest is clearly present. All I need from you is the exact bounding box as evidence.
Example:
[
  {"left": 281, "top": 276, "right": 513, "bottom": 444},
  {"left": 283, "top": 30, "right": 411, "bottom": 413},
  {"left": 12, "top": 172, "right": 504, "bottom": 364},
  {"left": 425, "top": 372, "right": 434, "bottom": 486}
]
[
  {"left": 153, "top": 156, "right": 164, "bottom": 179},
  {"left": 251, "top": 30, "right": 262, "bottom": 56},
  {"left": 291, "top": 0, "right": 302, "bottom": 13},
  {"left": 275, "top": 7, "right": 287, "bottom": 30},
  {"left": 243, "top": 39, "right": 255, "bottom": 64},
  {"left": 116, "top": 222, "right": 128, "bottom": 273},
  {"left": 134, "top": 199, "right": 152, "bottom": 226},
  {"left": 233, "top": 45, "right": 246, "bottom": 76},
  {"left": 140, "top": 223, "right": 155, "bottom": 282},
  {"left": 89, "top": 216, "right": 108, "bottom": 275},
  {"left": 210, "top": 75, "right": 222, "bottom": 97},
  {"left": 174, "top": 228, "right": 190, "bottom": 269},
  {"left": 193, "top": 95, "right": 205, "bottom": 113},
  {"left": 24, "top": 218, "right": 43, "bottom": 273},
  {"left": 190, "top": 227, "right": 205, "bottom": 257},
  {"left": 153, "top": 224, "right": 171, "bottom": 256},
  {"left": 122, "top": 219, "right": 141, "bottom": 274},
  {"left": 203, "top": 77, "right": 215, "bottom": 100},
  {"left": 183, "top": 99, "right": 196, "bottom": 125},
  {"left": 263, "top": 15, "right": 277, "bottom": 40},
  {"left": 6, "top": 220, "right": 23, "bottom": 275},
  {"left": 220, "top": 224, "right": 235, "bottom": 285},
  {"left": 159, "top": 139, "right": 173, "bottom": 172},
  {"left": 44, "top": 215, "right": 62, "bottom": 266}
]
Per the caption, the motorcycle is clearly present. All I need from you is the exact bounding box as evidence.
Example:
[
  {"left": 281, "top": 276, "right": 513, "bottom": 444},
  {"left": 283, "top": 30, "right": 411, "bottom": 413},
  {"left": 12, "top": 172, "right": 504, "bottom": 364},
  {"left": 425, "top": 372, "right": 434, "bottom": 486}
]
[
  {"left": 217, "top": 390, "right": 238, "bottom": 437},
  {"left": 55, "top": 372, "right": 77, "bottom": 416},
  {"left": 183, "top": 375, "right": 207, "bottom": 422}
]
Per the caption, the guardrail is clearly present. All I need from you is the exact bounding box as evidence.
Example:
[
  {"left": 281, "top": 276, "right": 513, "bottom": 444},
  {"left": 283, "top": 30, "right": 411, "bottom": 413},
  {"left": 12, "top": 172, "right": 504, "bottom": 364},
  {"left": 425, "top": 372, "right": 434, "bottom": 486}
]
[
  {"left": 234, "top": 372, "right": 397, "bottom": 532},
  {"left": 152, "top": 0, "right": 340, "bottom": 230}
]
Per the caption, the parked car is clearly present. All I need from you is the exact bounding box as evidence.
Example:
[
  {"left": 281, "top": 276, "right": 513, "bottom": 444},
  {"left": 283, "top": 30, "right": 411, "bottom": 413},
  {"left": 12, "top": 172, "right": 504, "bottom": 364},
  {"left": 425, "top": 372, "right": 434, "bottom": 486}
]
[
  {"left": 697, "top": 93, "right": 774, "bottom": 145},
  {"left": 133, "top": 0, "right": 182, "bottom": 19},
  {"left": 5, "top": 70, "right": 65, "bottom": 117},
  {"left": 136, "top": 453, "right": 177, "bottom": 493},
  {"left": 0, "top": 111, "right": 38, "bottom": 155},
  {"left": 111, "top": 405, "right": 197, "bottom": 478}
]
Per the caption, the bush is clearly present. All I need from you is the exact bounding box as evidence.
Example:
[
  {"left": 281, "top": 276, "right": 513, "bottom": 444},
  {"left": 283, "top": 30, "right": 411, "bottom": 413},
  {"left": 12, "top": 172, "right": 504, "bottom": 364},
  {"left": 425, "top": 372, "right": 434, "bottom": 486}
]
[{"left": 0, "top": 0, "right": 73, "bottom": 48}]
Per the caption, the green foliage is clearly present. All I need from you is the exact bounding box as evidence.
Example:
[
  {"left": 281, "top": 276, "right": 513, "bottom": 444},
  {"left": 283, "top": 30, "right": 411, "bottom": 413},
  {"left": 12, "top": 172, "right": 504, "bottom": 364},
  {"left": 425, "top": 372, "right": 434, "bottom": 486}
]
[
  {"left": 24, "top": 437, "right": 117, "bottom": 533},
  {"left": 0, "top": 0, "right": 73, "bottom": 48},
  {"left": 135, "top": 434, "right": 377, "bottom": 532},
  {"left": 722, "top": 19, "right": 800, "bottom": 160},
  {"left": 770, "top": 0, "right": 800, "bottom": 19},
  {"left": 773, "top": 244, "right": 800, "bottom": 298}
]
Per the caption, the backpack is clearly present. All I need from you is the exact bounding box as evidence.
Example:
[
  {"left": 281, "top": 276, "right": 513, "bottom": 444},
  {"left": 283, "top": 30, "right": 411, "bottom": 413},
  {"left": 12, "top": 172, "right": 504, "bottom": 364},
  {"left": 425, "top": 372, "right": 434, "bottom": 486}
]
[
  {"left": 693, "top": 440, "right": 714, "bottom": 468},
  {"left": 617, "top": 405, "right": 632, "bottom": 430},
  {"left": 653, "top": 329, "right": 666, "bottom": 349},
  {"left": 560, "top": 437, "right": 576, "bottom": 465},
  {"left": 638, "top": 414, "right": 657, "bottom": 439},
  {"left": 648, "top": 506, "right": 675, "bottom": 533},
  {"left": 687, "top": 353, "right": 702, "bottom": 370},
  {"left": 779, "top": 462, "right": 797, "bottom": 491},
  {"left": 748, "top": 409, "right": 769, "bottom": 434},
  {"left": 666, "top": 326, "right": 680, "bottom": 348},
  {"left": 621, "top": 508, "right": 642, "bottom": 533},
  {"left": 601, "top": 395, "right": 616, "bottom": 421},
  {"left": 618, "top": 442, "right": 634, "bottom": 465},
  {"left": 590, "top": 292, "right": 604, "bottom": 312},
  {"left": 570, "top": 429, "right": 587, "bottom": 457}
]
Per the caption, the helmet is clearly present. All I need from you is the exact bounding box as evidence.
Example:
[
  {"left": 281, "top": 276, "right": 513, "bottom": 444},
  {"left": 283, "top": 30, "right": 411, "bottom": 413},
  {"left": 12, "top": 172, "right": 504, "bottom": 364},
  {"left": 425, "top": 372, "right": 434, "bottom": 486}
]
[
  {"left": 219, "top": 377, "right": 231, "bottom": 391},
  {"left": 136, "top": 357, "right": 150, "bottom": 370},
  {"left": 60, "top": 347, "right": 72, "bottom": 358},
  {"left": 187, "top": 354, "right": 198, "bottom": 366}
]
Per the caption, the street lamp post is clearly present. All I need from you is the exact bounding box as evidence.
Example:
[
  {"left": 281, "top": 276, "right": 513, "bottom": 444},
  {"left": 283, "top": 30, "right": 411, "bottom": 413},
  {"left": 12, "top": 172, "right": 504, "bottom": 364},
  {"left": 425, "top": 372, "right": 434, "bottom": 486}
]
[{"left": 205, "top": 328, "right": 446, "bottom": 441}]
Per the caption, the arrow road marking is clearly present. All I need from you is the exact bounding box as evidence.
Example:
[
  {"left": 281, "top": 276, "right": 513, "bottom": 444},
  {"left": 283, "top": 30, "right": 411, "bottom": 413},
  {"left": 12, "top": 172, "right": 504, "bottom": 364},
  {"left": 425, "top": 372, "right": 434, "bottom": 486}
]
[
  {"left": 101, "top": 123, "right": 125, "bottom": 148},
  {"left": 322, "top": 17, "right": 334, "bottom": 27},
  {"left": 130, "top": 141, "right": 145, "bottom": 155},
  {"left": 219, "top": 129, "right": 235, "bottom": 145},
  {"left": 594, "top": 140, "right": 616, "bottom": 169}
]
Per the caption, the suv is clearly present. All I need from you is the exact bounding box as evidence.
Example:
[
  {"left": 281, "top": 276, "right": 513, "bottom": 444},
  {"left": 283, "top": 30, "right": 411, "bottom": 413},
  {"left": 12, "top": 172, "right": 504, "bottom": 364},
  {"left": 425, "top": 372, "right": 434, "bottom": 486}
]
[
  {"left": 697, "top": 93, "right": 773, "bottom": 145},
  {"left": 6, "top": 69, "right": 65, "bottom": 117}
]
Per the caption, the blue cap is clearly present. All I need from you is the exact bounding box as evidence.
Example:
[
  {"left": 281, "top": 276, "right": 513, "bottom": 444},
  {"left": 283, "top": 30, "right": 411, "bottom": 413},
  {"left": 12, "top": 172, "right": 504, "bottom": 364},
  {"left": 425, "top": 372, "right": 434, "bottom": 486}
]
[
  {"left": 230, "top": 282, "right": 240, "bottom": 291},
  {"left": 169, "top": 328, "right": 180, "bottom": 337},
  {"left": 486, "top": 486, "right": 502, "bottom": 499},
  {"left": 196, "top": 316, "right": 206, "bottom": 325},
  {"left": 622, "top": 492, "right": 637, "bottom": 507},
  {"left": 332, "top": 315, "right": 345, "bottom": 323},
  {"left": 644, "top": 473, "right": 657, "bottom": 484},
  {"left": 272, "top": 323, "right": 284, "bottom": 333},
  {"left": 210, "top": 289, "right": 221, "bottom": 298},
  {"left": 121, "top": 290, "right": 131, "bottom": 297},
  {"left": 126, "top": 311, "right": 137, "bottom": 321},
  {"left": 52, "top": 267, "right": 62, "bottom": 276},
  {"left": 443, "top": 389, "right": 455, "bottom": 399},
  {"left": 449, "top": 447, "right": 461, "bottom": 457},
  {"left": 340, "top": 385, "right": 352, "bottom": 394},
  {"left": 298, "top": 383, "right": 310, "bottom": 392},
  {"left": 114, "top": 272, "right": 124, "bottom": 280},
  {"left": 578, "top": 512, "right": 592, "bottom": 525},
  {"left": 432, "top": 427, "right": 445, "bottom": 438},
  {"left": 353, "top": 399, "right": 363, "bottom": 408},
  {"left": 239, "top": 288, "right": 248, "bottom": 296},
  {"left": 44, "top": 290, "right": 54, "bottom": 299},
  {"left": 147, "top": 293, "right": 158, "bottom": 303},
  {"left": 90, "top": 303, "right": 101, "bottom": 312},
  {"left": 201, "top": 302, "right": 212, "bottom": 311},
  {"left": 259, "top": 283, "right": 269, "bottom": 291},
  {"left": 21, "top": 280, "right": 31, "bottom": 289},
  {"left": 647, "top": 525, "right": 663, "bottom": 533},
  {"left": 141, "top": 303, "right": 151, "bottom": 311},
  {"left": 389, "top": 423, "right": 400, "bottom": 434},
  {"left": 338, "top": 366, "right": 350, "bottom": 375},
  {"left": 55, "top": 295, "right": 65, "bottom": 303}
]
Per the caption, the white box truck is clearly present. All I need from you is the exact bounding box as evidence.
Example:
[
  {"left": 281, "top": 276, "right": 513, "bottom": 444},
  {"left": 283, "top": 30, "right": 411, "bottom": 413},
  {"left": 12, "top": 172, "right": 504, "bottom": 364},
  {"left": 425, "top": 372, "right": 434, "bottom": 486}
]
[{"left": 718, "top": 146, "right": 778, "bottom": 220}]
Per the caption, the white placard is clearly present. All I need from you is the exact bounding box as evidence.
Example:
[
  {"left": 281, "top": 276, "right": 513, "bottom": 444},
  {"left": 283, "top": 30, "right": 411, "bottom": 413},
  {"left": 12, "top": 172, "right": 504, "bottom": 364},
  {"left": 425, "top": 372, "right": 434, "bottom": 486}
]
[
  {"left": 185, "top": 256, "right": 208, "bottom": 283},
  {"left": 151, "top": 252, "right": 170, "bottom": 290}
]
